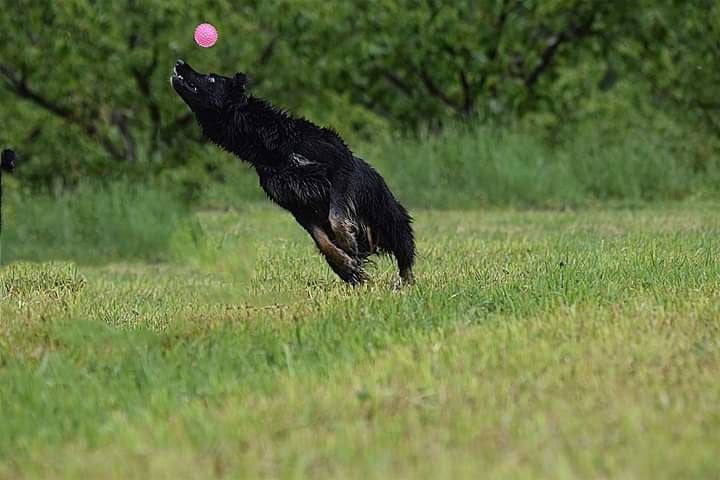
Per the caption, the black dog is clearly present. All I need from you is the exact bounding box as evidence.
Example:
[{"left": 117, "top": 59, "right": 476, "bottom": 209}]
[
  {"left": 1, "top": 149, "right": 16, "bottom": 172},
  {"left": 1, "top": 149, "right": 17, "bottom": 234},
  {"left": 171, "top": 60, "right": 415, "bottom": 286}
]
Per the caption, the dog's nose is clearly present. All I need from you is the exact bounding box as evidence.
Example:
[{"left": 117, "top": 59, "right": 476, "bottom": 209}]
[{"left": 176, "top": 59, "right": 185, "bottom": 67}]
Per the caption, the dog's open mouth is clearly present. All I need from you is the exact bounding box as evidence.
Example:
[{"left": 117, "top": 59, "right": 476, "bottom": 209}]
[{"left": 172, "top": 66, "right": 198, "bottom": 93}]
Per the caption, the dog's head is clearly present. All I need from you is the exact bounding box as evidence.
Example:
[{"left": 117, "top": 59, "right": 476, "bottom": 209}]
[{"left": 171, "top": 60, "right": 248, "bottom": 116}]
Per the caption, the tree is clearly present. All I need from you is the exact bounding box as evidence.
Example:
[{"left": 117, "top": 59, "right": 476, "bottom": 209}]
[{"left": 0, "top": 0, "right": 716, "bottom": 188}]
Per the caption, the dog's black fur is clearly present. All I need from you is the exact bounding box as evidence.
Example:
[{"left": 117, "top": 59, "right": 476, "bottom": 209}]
[
  {"left": 1, "top": 149, "right": 16, "bottom": 172},
  {"left": 1, "top": 149, "right": 16, "bottom": 234},
  {"left": 171, "top": 60, "right": 415, "bottom": 286}
]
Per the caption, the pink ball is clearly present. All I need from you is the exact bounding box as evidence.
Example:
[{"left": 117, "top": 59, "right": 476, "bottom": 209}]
[{"left": 194, "top": 23, "right": 218, "bottom": 48}]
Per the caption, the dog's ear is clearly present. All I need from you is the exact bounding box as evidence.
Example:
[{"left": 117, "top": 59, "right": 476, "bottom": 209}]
[
  {"left": 225, "top": 72, "right": 250, "bottom": 108},
  {"left": 232, "top": 72, "right": 249, "bottom": 91}
]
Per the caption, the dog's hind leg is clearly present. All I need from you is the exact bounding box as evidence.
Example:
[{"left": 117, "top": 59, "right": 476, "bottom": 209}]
[
  {"left": 309, "top": 225, "right": 367, "bottom": 285},
  {"left": 393, "top": 236, "right": 415, "bottom": 289}
]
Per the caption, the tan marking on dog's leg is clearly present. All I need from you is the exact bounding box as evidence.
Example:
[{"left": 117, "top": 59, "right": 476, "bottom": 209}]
[
  {"left": 365, "top": 225, "right": 375, "bottom": 253},
  {"left": 310, "top": 226, "right": 366, "bottom": 284},
  {"left": 329, "top": 213, "right": 359, "bottom": 257},
  {"left": 311, "top": 226, "right": 353, "bottom": 268}
]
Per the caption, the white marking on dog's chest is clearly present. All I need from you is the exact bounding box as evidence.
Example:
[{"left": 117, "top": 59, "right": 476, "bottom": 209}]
[{"left": 290, "top": 153, "right": 317, "bottom": 166}]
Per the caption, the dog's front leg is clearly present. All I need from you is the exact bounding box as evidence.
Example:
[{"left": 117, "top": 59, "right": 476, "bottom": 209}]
[
  {"left": 309, "top": 225, "right": 366, "bottom": 285},
  {"left": 328, "top": 204, "right": 360, "bottom": 258}
]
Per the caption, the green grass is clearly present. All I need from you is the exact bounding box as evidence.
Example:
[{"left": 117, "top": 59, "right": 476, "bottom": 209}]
[
  {"left": 1, "top": 181, "right": 196, "bottom": 264},
  {"left": 1, "top": 202, "right": 719, "bottom": 479}
]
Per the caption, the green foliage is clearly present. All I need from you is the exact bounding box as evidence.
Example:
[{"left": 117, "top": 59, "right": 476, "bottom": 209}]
[
  {"left": 1, "top": 206, "right": 719, "bottom": 477},
  {"left": 0, "top": 1, "right": 718, "bottom": 188},
  {"left": 627, "top": 0, "right": 720, "bottom": 133}
]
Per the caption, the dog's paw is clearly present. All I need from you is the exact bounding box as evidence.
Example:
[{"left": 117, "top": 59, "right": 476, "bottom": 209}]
[
  {"left": 343, "top": 259, "right": 368, "bottom": 286},
  {"left": 346, "top": 269, "right": 368, "bottom": 286}
]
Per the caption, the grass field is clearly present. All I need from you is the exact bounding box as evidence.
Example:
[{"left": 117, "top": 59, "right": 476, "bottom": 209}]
[{"left": 1, "top": 202, "right": 719, "bottom": 478}]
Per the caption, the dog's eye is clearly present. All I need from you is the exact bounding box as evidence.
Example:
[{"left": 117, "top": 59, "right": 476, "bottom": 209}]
[{"left": 208, "top": 76, "right": 216, "bottom": 83}]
